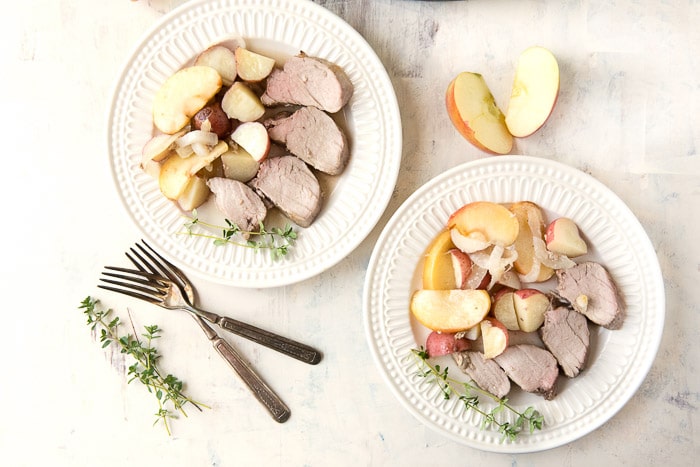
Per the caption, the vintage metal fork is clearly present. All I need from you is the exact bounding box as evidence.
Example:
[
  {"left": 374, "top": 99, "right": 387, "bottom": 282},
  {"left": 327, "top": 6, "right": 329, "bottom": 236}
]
[
  {"left": 98, "top": 241, "right": 319, "bottom": 422},
  {"left": 99, "top": 242, "right": 322, "bottom": 365}
]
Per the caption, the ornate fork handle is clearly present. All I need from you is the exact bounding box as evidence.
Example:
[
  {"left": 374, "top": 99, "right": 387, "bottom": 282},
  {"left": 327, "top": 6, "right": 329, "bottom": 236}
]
[
  {"left": 185, "top": 304, "right": 322, "bottom": 365},
  {"left": 193, "top": 316, "right": 290, "bottom": 423}
]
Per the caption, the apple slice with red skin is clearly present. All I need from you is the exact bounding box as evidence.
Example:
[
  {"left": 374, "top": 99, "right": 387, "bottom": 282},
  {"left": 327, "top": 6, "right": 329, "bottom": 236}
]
[
  {"left": 480, "top": 317, "right": 509, "bottom": 359},
  {"left": 446, "top": 72, "right": 513, "bottom": 154},
  {"left": 545, "top": 217, "right": 588, "bottom": 257},
  {"left": 505, "top": 46, "right": 560, "bottom": 137}
]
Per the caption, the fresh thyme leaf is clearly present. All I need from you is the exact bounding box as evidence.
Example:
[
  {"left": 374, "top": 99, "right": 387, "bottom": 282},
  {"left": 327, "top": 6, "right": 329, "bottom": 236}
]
[
  {"left": 411, "top": 347, "right": 544, "bottom": 442},
  {"left": 179, "top": 213, "right": 297, "bottom": 260},
  {"left": 79, "top": 296, "right": 208, "bottom": 435}
]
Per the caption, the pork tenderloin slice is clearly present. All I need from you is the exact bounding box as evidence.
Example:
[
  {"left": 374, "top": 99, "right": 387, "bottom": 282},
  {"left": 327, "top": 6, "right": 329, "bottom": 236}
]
[
  {"left": 556, "top": 261, "right": 625, "bottom": 330},
  {"left": 494, "top": 344, "right": 559, "bottom": 400},
  {"left": 540, "top": 306, "right": 590, "bottom": 378},
  {"left": 264, "top": 106, "right": 349, "bottom": 175},
  {"left": 452, "top": 351, "right": 511, "bottom": 399},
  {"left": 261, "top": 54, "right": 353, "bottom": 113},
  {"left": 250, "top": 156, "right": 321, "bottom": 228},
  {"left": 206, "top": 177, "right": 267, "bottom": 234}
]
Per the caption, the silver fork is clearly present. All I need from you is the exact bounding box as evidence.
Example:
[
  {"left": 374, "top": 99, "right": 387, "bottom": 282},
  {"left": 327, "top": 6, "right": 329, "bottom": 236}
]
[
  {"left": 100, "top": 242, "right": 322, "bottom": 365},
  {"left": 97, "top": 242, "right": 316, "bottom": 423}
]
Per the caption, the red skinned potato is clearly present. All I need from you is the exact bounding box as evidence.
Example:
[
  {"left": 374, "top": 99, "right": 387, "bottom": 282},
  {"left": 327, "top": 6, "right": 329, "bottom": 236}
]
[{"left": 425, "top": 331, "right": 470, "bottom": 358}]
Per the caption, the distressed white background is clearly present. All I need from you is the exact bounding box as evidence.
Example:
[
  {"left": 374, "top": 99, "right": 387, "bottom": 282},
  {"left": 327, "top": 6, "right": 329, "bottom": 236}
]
[{"left": 1, "top": 0, "right": 697, "bottom": 465}]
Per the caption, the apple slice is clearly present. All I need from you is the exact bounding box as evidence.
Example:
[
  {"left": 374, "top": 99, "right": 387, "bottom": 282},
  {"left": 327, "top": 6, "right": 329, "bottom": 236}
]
[
  {"left": 194, "top": 45, "right": 237, "bottom": 86},
  {"left": 447, "top": 201, "right": 519, "bottom": 247},
  {"left": 410, "top": 289, "right": 491, "bottom": 333},
  {"left": 505, "top": 46, "right": 559, "bottom": 137},
  {"left": 480, "top": 318, "right": 509, "bottom": 359},
  {"left": 545, "top": 217, "right": 588, "bottom": 257},
  {"left": 152, "top": 65, "right": 222, "bottom": 134},
  {"left": 422, "top": 229, "right": 457, "bottom": 290},
  {"left": 230, "top": 122, "right": 270, "bottom": 162},
  {"left": 446, "top": 72, "right": 513, "bottom": 154},
  {"left": 142, "top": 130, "right": 187, "bottom": 164},
  {"left": 221, "top": 81, "right": 266, "bottom": 122},
  {"left": 425, "top": 331, "right": 470, "bottom": 358},
  {"left": 513, "top": 288, "right": 550, "bottom": 332},
  {"left": 492, "top": 289, "right": 520, "bottom": 331},
  {"left": 235, "top": 47, "right": 276, "bottom": 82},
  {"left": 510, "top": 201, "right": 554, "bottom": 282}
]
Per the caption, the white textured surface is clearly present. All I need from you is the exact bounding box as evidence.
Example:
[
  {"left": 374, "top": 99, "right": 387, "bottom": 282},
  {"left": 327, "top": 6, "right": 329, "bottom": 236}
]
[{"left": 1, "top": 0, "right": 697, "bottom": 465}]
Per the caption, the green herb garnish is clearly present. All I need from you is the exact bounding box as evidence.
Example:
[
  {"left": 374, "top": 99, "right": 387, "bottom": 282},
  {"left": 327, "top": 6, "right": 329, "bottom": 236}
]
[
  {"left": 411, "top": 347, "right": 544, "bottom": 442},
  {"left": 80, "top": 296, "right": 207, "bottom": 435},
  {"left": 181, "top": 210, "right": 297, "bottom": 260}
]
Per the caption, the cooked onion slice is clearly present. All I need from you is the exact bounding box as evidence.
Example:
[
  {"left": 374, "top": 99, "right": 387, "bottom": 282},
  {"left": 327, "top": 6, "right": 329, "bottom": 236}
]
[
  {"left": 470, "top": 245, "right": 518, "bottom": 289},
  {"left": 533, "top": 236, "right": 576, "bottom": 269},
  {"left": 176, "top": 129, "right": 218, "bottom": 148}
]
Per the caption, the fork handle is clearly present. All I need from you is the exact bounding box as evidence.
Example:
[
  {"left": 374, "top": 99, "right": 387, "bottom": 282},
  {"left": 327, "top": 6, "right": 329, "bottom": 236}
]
[
  {"left": 214, "top": 316, "right": 323, "bottom": 365},
  {"left": 211, "top": 335, "right": 291, "bottom": 423}
]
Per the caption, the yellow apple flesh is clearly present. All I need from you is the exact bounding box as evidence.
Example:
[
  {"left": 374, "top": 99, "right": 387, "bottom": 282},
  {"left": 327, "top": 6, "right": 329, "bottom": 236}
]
[
  {"left": 446, "top": 72, "right": 513, "bottom": 154},
  {"left": 447, "top": 201, "right": 519, "bottom": 247},
  {"left": 505, "top": 46, "right": 560, "bottom": 137},
  {"left": 410, "top": 289, "right": 491, "bottom": 333}
]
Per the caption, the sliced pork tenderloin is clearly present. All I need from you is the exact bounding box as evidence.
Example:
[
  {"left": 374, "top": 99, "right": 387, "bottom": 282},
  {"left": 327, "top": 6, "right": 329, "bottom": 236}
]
[
  {"left": 540, "top": 306, "right": 590, "bottom": 378},
  {"left": 494, "top": 344, "right": 559, "bottom": 400},
  {"left": 452, "top": 350, "right": 511, "bottom": 399},
  {"left": 206, "top": 177, "right": 267, "bottom": 233},
  {"left": 250, "top": 156, "right": 322, "bottom": 228},
  {"left": 261, "top": 53, "right": 354, "bottom": 113},
  {"left": 556, "top": 261, "right": 625, "bottom": 330},
  {"left": 264, "top": 106, "right": 349, "bottom": 175}
]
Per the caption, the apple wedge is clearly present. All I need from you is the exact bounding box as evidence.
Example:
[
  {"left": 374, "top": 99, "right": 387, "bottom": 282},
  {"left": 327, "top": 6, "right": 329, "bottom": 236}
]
[
  {"left": 410, "top": 289, "right": 491, "bottom": 333},
  {"left": 221, "top": 81, "right": 266, "bottom": 122},
  {"left": 480, "top": 318, "right": 509, "bottom": 359},
  {"left": 152, "top": 65, "right": 222, "bottom": 134},
  {"left": 422, "top": 229, "right": 457, "bottom": 290},
  {"left": 545, "top": 217, "right": 588, "bottom": 257},
  {"left": 446, "top": 72, "right": 513, "bottom": 155},
  {"left": 505, "top": 46, "right": 559, "bottom": 137},
  {"left": 447, "top": 201, "right": 519, "bottom": 248},
  {"left": 235, "top": 47, "right": 276, "bottom": 82},
  {"left": 158, "top": 140, "right": 228, "bottom": 200},
  {"left": 510, "top": 201, "right": 554, "bottom": 282},
  {"left": 230, "top": 122, "right": 270, "bottom": 162},
  {"left": 194, "top": 45, "right": 237, "bottom": 86}
]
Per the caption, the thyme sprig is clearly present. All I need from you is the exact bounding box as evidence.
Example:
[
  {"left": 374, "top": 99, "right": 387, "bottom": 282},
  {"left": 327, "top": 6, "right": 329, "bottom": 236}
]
[
  {"left": 80, "top": 296, "right": 208, "bottom": 435},
  {"left": 411, "top": 347, "right": 544, "bottom": 442},
  {"left": 181, "top": 210, "right": 297, "bottom": 260}
]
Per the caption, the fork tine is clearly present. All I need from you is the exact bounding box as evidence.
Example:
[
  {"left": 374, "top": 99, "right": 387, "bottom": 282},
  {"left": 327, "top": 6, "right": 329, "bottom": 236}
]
[
  {"left": 134, "top": 241, "right": 189, "bottom": 291},
  {"left": 97, "top": 284, "right": 163, "bottom": 305}
]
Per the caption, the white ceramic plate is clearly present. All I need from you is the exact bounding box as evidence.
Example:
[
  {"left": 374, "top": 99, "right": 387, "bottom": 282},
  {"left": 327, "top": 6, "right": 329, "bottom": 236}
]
[
  {"left": 363, "top": 156, "right": 665, "bottom": 453},
  {"left": 107, "top": 0, "right": 401, "bottom": 287}
]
